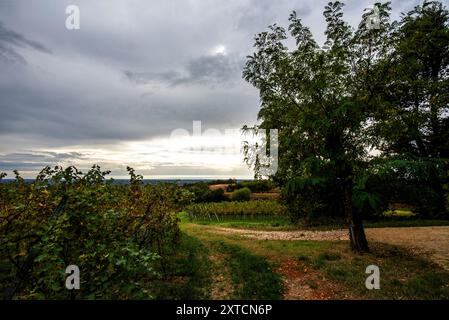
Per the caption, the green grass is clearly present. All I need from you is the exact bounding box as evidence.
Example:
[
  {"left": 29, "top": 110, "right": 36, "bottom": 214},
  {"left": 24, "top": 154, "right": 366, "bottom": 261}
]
[
  {"left": 313, "top": 252, "right": 342, "bottom": 268},
  {"left": 322, "top": 244, "right": 449, "bottom": 300},
  {"left": 151, "top": 233, "right": 211, "bottom": 299},
  {"left": 157, "top": 222, "right": 284, "bottom": 300},
  {"left": 211, "top": 240, "right": 283, "bottom": 299}
]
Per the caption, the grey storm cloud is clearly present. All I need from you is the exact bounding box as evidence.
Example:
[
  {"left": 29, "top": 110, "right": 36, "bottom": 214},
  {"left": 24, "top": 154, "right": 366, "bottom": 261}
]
[
  {"left": 182, "top": 54, "right": 244, "bottom": 85},
  {"left": 0, "top": 151, "right": 85, "bottom": 172},
  {"left": 1, "top": 151, "right": 84, "bottom": 162},
  {"left": 124, "top": 70, "right": 182, "bottom": 85},
  {"left": 124, "top": 53, "right": 245, "bottom": 87},
  {"left": 0, "top": 21, "right": 52, "bottom": 64}
]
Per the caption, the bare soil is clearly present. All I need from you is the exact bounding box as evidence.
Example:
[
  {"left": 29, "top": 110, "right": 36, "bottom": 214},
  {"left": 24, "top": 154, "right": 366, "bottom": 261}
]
[
  {"left": 276, "top": 258, "right": 354, "bottom": 299},
  {"left": 208, "top": 253, "right": 234, "bottom": 299},
  {"left": 365, "top": 226, "right": 449, "bottom": 271}
]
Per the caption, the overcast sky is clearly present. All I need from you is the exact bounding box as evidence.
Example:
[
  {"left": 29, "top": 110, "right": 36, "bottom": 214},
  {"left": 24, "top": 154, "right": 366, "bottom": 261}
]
[{"left": 0, "top": 0, "right": 423, "bottom": 179}]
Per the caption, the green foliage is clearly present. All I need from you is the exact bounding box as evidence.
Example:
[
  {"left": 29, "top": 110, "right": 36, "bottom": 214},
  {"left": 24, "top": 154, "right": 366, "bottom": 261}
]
[
  {"left": 185, "top": 200, "right": 286, "bottom": 221},
  {"left": 0, "top": 165, "right": 182, "bottom": 299},
  {"left": 206, "top": 179, "right": 237, "bottom": 185},
  {"left": 230, "top": 187, "right": 251, "bottom": 202},
  {"left": 353, "top": 170, "right": 389, "bottom": 219},
  {"left": 205, "top": 188, "right": 227, "bottom": 202},
  {"left": 185, "top": 183, "right": 227, "bottom": 203},
  {"left": 283, "top": 175, "right": 344, "bottom": 224},
  {"left": 227, "top": 180, "right": 275, "bottom": 193},
  {"left": 442, "top": 174, "right": 449, "bottom": 216},
  {"left": 370, "top": 1, "right": 449, "bottom": 216},
  {"left": 446, "top": 178, "right": 449, "bottom": 213},
  {"left": 373, "top": 1, "right": 449, "bottom": 159},
  {"left": 369, "top": 157, "right": 448, "bottom": 217}
]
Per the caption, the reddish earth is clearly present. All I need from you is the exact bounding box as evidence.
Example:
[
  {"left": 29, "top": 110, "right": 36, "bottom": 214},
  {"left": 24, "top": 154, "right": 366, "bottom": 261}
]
[
  {"left": 276, "top": 258, "right": 353, "bottom": 299},
  {"left": 208, "top": 184, "right": 229, "bottom": 191}
]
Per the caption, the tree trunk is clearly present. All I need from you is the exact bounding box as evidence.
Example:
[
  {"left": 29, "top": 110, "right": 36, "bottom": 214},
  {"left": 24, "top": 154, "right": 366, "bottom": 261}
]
[{"left": 343, "top": 180, "right": 369, "bottom": 252}]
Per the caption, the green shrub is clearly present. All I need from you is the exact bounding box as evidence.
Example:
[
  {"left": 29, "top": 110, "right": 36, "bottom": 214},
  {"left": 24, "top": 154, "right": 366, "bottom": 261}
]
[
  {"left": 231, "top": 187, "right": 251, "bottom": 201},
  {"left": 227, "top": 180, "right": 275, "bottom": 193},
  {"left": 207, "top": 179, "right": 236, "bottom": 185},
  {"left": 0, "top": 165, "right": 182, "bottom": 299},
  {"left": 185, "top": 183, "right": 227, "bottom": 203},
  {"left": 203, "top": 188, "right": 227, "bottom": 202}
]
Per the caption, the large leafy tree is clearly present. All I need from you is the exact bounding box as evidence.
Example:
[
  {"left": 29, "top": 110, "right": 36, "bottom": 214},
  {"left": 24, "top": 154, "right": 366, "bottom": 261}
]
[
  {"left": 243, "top": 1, "right": 393, "bottom": 252},
  {"left": 376, "top": 1, "right": 449, "bottom": 158},
  {"left": 372, "top": 1, "right": 449, "bottom": 215}
]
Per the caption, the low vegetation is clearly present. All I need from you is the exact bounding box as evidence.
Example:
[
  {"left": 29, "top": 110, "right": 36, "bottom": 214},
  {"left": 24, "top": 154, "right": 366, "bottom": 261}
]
[
  {"left": 185, "top": 200, "right": 287, "bottom": 221},
  {"left": 0, "top": 166, "right": 185, "bottom": 299},
  {"left": 230, "top": 187, "right": 252, "bottom": 202},
  {"left": 226, "top": 180, "right": 275, "bottom": 193}
]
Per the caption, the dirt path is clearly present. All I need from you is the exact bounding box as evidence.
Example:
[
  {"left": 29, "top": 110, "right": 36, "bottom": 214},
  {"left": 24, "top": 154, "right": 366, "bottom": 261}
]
[
  {"left": 275, "top": 258, "right": 354, "bottom": 300},
  {"left": 208, "top": 252, "right": 234, "bottom": 299},
  {"left": 209, "top": 226, "right": 349, "bottom": 241},
  {"left": 203, "top": 226, "right": 449, "bottom": 271}
]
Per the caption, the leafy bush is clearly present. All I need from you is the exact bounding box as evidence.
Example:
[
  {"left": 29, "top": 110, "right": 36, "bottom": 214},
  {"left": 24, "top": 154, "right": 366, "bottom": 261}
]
[
  {"left": 203, "top": 188, "right": 227, "bottom": 202},
  {"left": 0, "top": 165, "right": 182, "bottom": 299},
  {"left": 206, "top": 179, "right": 236, "bottom": 185},
  {"left": 185, "top": 183, "right": 227, "bottom": 203},
  {"left": 185, "top": 200, "right": 286, "bottom": 220},
  {"left": 231, "top": 187, "right": 251, "bottom": 201},
  {"left": 227, "top": 180, "right": 274, "bottom": 193}
]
